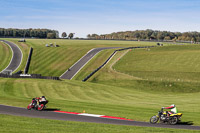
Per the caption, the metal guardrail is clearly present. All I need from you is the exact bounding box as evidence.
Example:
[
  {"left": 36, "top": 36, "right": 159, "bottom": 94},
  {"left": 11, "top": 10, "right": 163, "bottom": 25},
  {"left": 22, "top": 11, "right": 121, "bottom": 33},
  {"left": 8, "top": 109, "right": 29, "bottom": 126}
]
[{"left": 82, "top": 46, "right": 155, "bottom": 82}]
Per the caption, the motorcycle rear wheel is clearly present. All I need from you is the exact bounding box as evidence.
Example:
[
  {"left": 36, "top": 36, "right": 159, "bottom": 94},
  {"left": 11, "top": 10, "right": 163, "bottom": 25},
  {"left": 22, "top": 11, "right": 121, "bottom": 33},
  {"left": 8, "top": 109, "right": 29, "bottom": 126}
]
[
  {"left": 169, "top": 117, "right": 178, "bottom": 125},
  {"left": 150, "top": 116, "right": 159, "bottom": 124}
]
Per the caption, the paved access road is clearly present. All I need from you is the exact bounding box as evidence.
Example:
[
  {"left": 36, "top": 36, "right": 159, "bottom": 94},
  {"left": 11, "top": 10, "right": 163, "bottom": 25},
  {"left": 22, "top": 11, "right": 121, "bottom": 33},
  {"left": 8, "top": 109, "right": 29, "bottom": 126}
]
[
  {"left": 0, "top": 105, "right": 200, "bottom": 130},
  {"left": 60, "top": 47, "right": 120, "bottom": 79},
  {"left": 0, "top": 40, "right": 22, "bottom": 73}
]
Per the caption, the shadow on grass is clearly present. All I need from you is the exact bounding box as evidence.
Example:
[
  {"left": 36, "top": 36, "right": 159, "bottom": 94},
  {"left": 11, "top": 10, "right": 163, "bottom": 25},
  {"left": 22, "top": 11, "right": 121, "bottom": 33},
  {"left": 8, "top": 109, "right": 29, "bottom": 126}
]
[
  {"left": 43, "top": 108, "right": 60, "bottom": 111},
  {"left": 177, "top": 121, "right": 194, "bottom": 125}
]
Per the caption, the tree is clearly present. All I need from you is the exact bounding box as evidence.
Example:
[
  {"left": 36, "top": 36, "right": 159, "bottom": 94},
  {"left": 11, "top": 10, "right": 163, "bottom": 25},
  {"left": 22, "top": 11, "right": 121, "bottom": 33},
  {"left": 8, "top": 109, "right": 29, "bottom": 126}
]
[
  {"left": 62, "top": 32, "right": 67, "bottom": 38},
  {"left": 68, "top": 33, "right": 74, "bottom": 39},
  {"left": 47, "top": 33, "right": 56, "bottom": 39},
  {"left": 164, "top": 36, "right": 171, "bottom": 40},
  {"left": 87, "top": 34, "right": 91, "bottom": 39}
]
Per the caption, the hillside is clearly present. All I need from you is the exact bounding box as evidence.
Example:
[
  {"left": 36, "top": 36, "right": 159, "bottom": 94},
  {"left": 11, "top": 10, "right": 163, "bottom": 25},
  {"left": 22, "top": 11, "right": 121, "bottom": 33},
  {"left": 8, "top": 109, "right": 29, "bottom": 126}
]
[
  {"left": 7, "top": 39, "right": 155, "bottom": 76},
  {"left": 0, "top": 41, "right": 12, "bottom": 72},
  {"left": 1, "top": 39, "right": 200, "bottom": 132}
]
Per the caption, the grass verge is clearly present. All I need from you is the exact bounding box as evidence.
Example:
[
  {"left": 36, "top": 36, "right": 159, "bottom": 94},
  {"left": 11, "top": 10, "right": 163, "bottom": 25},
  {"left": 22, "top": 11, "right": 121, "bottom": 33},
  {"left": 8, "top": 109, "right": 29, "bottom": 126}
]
[
  {"left": 0, "top": 41, "right": 12, "bottom": 72},
  {"left": 0, "top": 78, "right": 200, "bottom": 125},
  {"left": 0, "top": 114, "right": 199, "bottom": 133}
]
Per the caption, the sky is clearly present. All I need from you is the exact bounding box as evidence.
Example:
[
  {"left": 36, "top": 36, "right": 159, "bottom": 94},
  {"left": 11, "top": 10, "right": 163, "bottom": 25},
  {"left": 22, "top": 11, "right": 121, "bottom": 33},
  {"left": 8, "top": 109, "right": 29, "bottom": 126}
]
[{"left": 0, "top": 0, "right": 200, "bottom": 38}]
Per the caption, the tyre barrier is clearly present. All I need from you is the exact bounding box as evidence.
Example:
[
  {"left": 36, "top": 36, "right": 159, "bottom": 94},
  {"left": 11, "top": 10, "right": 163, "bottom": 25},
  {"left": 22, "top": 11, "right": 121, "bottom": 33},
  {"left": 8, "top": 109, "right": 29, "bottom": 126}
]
[{"left": 82, "top": 46, "right": 155, "bottom": 82}]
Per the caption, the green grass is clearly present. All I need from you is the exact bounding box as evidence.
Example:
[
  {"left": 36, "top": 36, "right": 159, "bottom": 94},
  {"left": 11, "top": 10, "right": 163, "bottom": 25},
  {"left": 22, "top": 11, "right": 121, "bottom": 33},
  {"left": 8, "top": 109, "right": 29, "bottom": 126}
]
[
  {"left": 0, "top": 41, "right": 12, "bottom": 72},
  {"left": 0, "top": 78, "right": 200, "bottom": 126},
  {"left": 0, "top": 38, "right": 30, "bottom": 73},
  {"left": 114, "top": 45, "right": 200, "bottom": 82},
  {"left": 74, "top": 49, "right": 116, "bottom": 80},
  {"left": 73, "top": 45, "right": 200, "bottom": 125},
  {"left": 1, "top": 39, "right": 200, "bottom": 132},
  {"left": 1, "top": 38, "right": 156, "bottom": 76},
  {"left": 1, "top": 114, "right": 198, "bottom": 133},
  {"left": 25, "top": 39, "right": 155, "bottom": 77}
]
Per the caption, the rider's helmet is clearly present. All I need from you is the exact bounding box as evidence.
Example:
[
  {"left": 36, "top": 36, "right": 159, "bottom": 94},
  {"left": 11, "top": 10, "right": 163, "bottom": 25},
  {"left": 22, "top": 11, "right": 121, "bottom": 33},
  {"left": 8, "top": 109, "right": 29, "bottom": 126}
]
[
  {"left": 42, "top": 96, "right": 45, "bottom": 98},
  {"left": 32, "top": 98, "right": 35, "bottom": 100},
  {"left": 171, "top": 104, "right": 175, "bottom": 107}
]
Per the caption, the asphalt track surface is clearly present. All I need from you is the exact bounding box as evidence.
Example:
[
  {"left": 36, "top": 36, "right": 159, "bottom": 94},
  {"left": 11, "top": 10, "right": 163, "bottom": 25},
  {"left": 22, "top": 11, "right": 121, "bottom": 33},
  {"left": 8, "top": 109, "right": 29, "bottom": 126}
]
[
  {"left": 60, "top": 47, "right": 120, "bottom": 79},
  {"left": 0, "top": 105, "right": 200, "bottom": 130},
  {"left": 0, "top": 40, "right": 22, "bottom": 73}
]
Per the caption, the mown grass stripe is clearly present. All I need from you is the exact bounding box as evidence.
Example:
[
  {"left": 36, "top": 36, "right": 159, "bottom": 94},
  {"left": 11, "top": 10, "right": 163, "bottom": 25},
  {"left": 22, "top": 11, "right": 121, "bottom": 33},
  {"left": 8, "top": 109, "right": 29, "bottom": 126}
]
[{"left": 0, "top": 42, "right": 12, "bottom": 72}]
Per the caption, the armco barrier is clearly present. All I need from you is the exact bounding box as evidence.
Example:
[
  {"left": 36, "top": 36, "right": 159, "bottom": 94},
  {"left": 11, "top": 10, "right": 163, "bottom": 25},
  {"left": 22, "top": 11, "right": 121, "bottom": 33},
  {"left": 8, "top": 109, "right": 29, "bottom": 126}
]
[
  {"left": 82, "top": 46, "right": 155, "bottom": 82},
  {"left": 24, "top": 47, "right": 33, "bottom": 74},
  {"left": 0, "top": 73, "right": 60, "bottom": 80}
]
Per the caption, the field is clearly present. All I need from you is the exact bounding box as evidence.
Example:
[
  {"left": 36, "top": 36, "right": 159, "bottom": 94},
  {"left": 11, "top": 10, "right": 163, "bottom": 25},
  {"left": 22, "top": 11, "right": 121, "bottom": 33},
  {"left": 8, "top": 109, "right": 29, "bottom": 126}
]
[
  {"left": 114, "top": 45, "right": 200, "bottom": 82},
  {"left": 0, "top": 41, "right": 12, "bottom": 72},
  {"left": 2, "top": 38, "right": 155, "bottom": 76},
  {"left": 1, "top": 38, "right": 31, "bottom": 73},
  {"left": 1, "top": 114, "right": 198, "bottom": 133},
  {"left": 0, "top": 39, "right": 200, "bottom": 132}
]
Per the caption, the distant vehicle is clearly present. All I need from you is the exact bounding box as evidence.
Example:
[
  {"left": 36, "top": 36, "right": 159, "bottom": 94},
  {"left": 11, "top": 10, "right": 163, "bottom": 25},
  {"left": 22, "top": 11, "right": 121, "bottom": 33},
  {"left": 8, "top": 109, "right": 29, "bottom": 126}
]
[{"left": 18, "top": 39, "right": 26, "bottom": 42}]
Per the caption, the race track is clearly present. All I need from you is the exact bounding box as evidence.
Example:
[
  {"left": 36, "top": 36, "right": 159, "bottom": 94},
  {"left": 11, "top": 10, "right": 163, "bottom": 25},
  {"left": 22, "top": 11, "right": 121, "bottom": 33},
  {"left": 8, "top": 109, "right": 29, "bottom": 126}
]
[
  {"left": 60, "top": 47, "right": 120, "bottom": 79},
  {"left": 0, "top": 41, "right": 200, "bottom": 130},
  {"left": 0, "top": 40, "right": 22, "bottom": 73},
  {"left": 0, "top": 105, "right": 200, "bottom": 130}
]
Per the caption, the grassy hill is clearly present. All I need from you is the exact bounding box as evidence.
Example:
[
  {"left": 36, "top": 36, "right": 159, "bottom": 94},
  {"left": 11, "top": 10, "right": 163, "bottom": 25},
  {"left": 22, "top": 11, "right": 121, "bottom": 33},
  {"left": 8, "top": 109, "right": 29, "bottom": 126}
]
[
  {"left": 76, "top": 44, "right": 200, "bottom": 125},
  {"left": 114, "top": 45, "right": 200, "bottom": 82},
  {"left": 3, "top": 38, "right": 155, "bottom": 76},
  {"left": 1, "top": 39, "right": 200, "bottom": 132},
  {"left": 0, "top": 77, "right": 200, "bottom": 125},
  {"left": 0, "top": 41, "right": 12, "bottom": 72},
  {"left": 0, "top": 38, "right": 30, "bottom": 73}
]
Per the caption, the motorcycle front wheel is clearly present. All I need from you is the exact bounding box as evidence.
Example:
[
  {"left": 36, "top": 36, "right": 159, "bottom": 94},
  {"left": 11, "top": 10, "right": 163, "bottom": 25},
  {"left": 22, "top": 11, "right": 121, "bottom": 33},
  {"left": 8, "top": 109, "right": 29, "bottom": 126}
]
[
  {"left": 27, "top": 106, "right": 31, "bottom": 110},
  {"left": 150, "top": 116, "right": 159, "bottom": 124},
  {"left": 169, "top": 117, "right": 178, "bottom": 125}
]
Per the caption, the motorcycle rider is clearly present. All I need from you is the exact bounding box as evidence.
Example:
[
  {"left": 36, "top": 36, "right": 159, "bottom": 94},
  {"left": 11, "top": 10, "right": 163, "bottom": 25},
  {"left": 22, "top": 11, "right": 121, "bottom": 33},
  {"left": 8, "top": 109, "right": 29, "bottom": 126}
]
[
  {"left": 162, "top": 104, "right": 178, "bottom": 115},
  {"left": 38, "top": 96, "right": 48, "bottom": 106},
  {"left": 31, "top": 98, "right": 37, "bottom": 108}
]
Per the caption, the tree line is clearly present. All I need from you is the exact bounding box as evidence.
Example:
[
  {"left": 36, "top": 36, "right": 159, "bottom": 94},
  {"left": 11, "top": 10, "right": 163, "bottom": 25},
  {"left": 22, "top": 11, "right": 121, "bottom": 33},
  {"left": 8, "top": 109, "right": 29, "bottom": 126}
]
[
  {"left": 87, "top": 29, "right": 200, "bottom": 43},
  {"left": 0, "top": 28, "right": 59, "bottom": 39}
]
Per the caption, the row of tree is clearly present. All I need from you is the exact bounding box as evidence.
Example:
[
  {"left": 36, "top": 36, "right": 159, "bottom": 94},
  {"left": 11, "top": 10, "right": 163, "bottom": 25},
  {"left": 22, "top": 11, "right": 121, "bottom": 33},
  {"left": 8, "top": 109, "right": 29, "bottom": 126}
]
[
  {"left": 0, "top": 28, "right": 59, "bottom": 39},
  {"left": 87, "top": 29, "right": 200, "bottom": 42},
  {"left": 61, "top": 32, "right": 75, "bottom": 39}
]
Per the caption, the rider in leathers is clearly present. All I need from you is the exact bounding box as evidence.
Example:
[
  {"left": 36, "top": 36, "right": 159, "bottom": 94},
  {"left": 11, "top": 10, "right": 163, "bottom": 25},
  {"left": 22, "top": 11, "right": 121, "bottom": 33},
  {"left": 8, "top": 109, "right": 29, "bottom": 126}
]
[{"left": 162, "top": 104, "right": 178, "bottom": 115}]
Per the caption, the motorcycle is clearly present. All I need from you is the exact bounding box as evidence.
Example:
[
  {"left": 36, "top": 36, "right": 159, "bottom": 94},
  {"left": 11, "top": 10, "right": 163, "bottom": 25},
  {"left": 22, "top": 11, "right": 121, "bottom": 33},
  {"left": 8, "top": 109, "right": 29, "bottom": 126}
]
[
  {"left": 27, "top": 101, "right": 48, "bottom": 111},
  {"left": 150, "top": 108, "right": 182, "bottom": 125}
]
